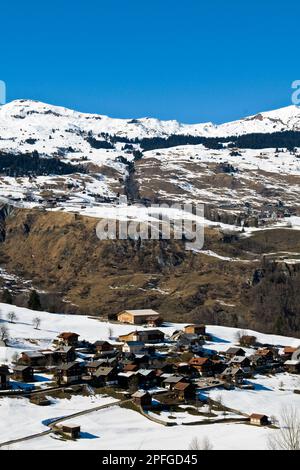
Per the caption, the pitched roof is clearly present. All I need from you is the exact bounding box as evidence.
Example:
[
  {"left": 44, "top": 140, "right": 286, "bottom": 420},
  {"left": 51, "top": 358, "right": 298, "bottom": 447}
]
[
  {"left": 257, "top": 349, "right": 273, "bottom": 356},
  {"left": 22, "top": 351, "right": 45, "bottom": 358},
  {"left": 58, "top": 332, "right": 79, "bottom": 339},
  {"left": 132, "top": 390, "right": 150, "bottom": 398},
  {"left": 163, "top": 375, "right": 184, "bottom": 384},
  {"left": 230, "top": 356, "right": 248, "bottom": 363},
  {"left": 58, "top": 361, "right": 80, "bottom": 371},
  {"left": 226, "top": 347, "right": 245, "bottom": 354},
  {"left": 120, "top": 309, "right": 160, "bottom": 317},
  {"left": 189, "top": 357, "right": 210, "bottom": 366},
  {"left": 87, "top": 360, "right": 105, "bottom": 368},
  {"left": 283, "top": 347, "right": 297, "bottom": 354},
  {"left": 94, "top": 367, "right": 114, "bottom": 377},
  {"left": 222, "top": 367, "right": 244, "bottom": 376},
  {"left": 184, "top": 324, "right": 205, "bottom": 329},
  {"left": 13, "top": 365, "right": 32, "bottom": 372},
  {"left": 137, "top": 369, "right": 154, "bottom": 377},
  {"left": 174, "top": 382, "right": 191, "bottom": 391},
  {"left": 0, "top": 365, "right": 10, "bottom": 374},
  {"left": 250, "top": 413, "right": 268, "bottom": 420}
]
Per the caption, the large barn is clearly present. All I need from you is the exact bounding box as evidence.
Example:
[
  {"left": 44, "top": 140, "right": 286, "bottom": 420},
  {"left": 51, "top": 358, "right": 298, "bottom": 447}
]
[{"left": 117, "top": 309, "right": 161, "bottom": 325}]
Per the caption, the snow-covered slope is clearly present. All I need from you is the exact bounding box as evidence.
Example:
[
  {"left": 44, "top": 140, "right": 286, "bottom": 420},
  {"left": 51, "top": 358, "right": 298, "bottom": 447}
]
[
  {"left": 0, "top": 302, "right": 299, "bottom": 450},
  {"left": 0, "top": 100, "right": 300, "bottom": 146}
]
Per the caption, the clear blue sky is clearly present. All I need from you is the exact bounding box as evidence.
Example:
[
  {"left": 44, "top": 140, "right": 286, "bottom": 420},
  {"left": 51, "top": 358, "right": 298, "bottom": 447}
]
[{"left": 0, "top": 0, "right": 299, "bottom": 123}]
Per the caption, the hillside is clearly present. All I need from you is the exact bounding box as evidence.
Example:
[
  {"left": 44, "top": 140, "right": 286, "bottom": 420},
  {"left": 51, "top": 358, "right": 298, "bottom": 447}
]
[{"left": 0, "top": 100, "right": 299, "bottom": 335}]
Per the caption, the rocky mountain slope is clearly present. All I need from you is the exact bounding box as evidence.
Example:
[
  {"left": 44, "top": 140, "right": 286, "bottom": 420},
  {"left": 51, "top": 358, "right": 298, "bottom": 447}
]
[{"left": 0, "top": 100, "right": 299, "bottom": 335}]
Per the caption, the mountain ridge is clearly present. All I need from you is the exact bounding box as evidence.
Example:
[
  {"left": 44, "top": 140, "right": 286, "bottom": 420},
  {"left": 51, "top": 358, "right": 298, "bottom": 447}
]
[{"left": 1, "top": 99, "right": 300, "bottom": 141}]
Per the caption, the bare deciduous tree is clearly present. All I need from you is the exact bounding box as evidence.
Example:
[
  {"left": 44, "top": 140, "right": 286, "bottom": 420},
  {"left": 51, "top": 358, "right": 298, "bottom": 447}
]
[
  {"left": 0, "top": 325, "right": 9, "bottom": 342},
  {"left": 267, "top": 406, "right": 300, "bottom": 450},
  {"left": 7, "top": 311, "right": 17, "bottom": 323},
  {"left": 107, "top": 325, "right": 114, "bottom": 339},
  {"left": 235, "top": 330, "right": 242, "bottom": 344},
  {"left": 189, "top": 436, "right": 213, "bottom": 450},
  {"left": 32, "top": 317, "right": 41, "bottom": 330}
]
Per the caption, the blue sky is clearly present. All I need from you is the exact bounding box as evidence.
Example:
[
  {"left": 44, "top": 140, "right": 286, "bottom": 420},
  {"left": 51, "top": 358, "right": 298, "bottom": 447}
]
[{"left": 0, "top": 0, "right": 299, "bottom": 123}]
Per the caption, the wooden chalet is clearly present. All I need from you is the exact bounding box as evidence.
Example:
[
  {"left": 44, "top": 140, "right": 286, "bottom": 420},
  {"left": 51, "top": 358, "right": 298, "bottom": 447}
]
[
  {"left": 188, "top": 357, "right": 213, "bottom": 376},
  {"left": 56, "top": 362, "right": 83, "bottom": 385},
  {"left": 175, "top": 362, "right": 199, "bottom": 378},
  {"left": 282, "top": 346, "right": 298, "bottom": 360},
  {"left": 55, "top": 424, "right": 81, "bottom": 439},
  {"left": 122, "top": 341, "right": 145, "bottom": 354},
  {"left": 117, "top": 371, "right": 139, "bottom": 390},
  {"left": 123, "top": 363, "right": 138, "bottom": 373},
  {"left": 132, "top": 390, "right": 152, "bottom": 408},
  {"left": 173, "top": 382, "right": 196, "bottom": 401},
  {"left": 162, "top": 375, "right": 185, "bottom": 390},
  {"left": 58, "top": 332, "right": 79, "bottom": 347},
  {"left": 86, "top": 360, "right": 106, "bottom": 375},
  {"left": 119, "top": 330, "right": 164, "bottom": 344},
  {"left": 0, "top": 365, "right": 10, "bottom": 390},
  {"left": 12, "top": 365, "right": 34, "bottom": 382},
  {"left": 224, "top": 347, "right": 246, "bottom": 358},
  {"left": 54, "top": 346, "right": 76, "bottom": 364},
  {"left": 256, "top": 348, "right": 275, "bottom": 363},
  {"left": 93, "top": 341, "right": 114, "bottom": 354},
  {"left": 136, "top": 368, "right": 156, "bottom": 388},
  {"left": 239, "top": 335, "right": 257, "bottom": 347},
  {"left": 91, "top": 367, "right": 117, "bottom": 386},
  {"left": 20, "top": 351, "right": 47, "bottom": 368},
  {"left": 284, "top": 359, "right": 300, "bottom": 374},
  {"left": 220, "top": 367, "right": 244, "bottom": 385},
  {"left": 249, "top": 413, "right": 269, "bottom": 426},
  {"left": 230, "top": 356, "right": 251, "bottom": 370},
  {"left": 117, "top": 309, "right": 161, "bottom": 326},
  {"left": 184, "top": 324, "right": 206, "bottom": 336}
]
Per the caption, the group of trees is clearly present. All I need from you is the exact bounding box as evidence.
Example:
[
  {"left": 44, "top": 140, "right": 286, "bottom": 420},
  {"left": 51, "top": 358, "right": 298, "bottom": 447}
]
[
  {"left": 0, "top": 289, "right": 42, "bottom": 344},
  {"left": 0, "top": 151, "right": 85, "bottom": 177},
  {"left": 116, "top": 130, "right": 300, "bottom": 152}
]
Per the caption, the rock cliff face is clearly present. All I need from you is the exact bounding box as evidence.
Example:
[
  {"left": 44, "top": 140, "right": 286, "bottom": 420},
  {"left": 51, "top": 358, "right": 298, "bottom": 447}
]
[{"left": 0, "top": 207, "right": 300, "bottom": 337}]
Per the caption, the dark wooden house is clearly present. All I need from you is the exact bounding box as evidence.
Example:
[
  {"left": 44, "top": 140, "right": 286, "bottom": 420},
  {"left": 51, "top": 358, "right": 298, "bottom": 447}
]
[
  {"left": 0, "top": 365, "right": 10, "bottom": 390},
  {"left": 132, "top": 390, "right": 152, "bottom": 408},
  {"left": 20, "top": 351, "right": 47, "bottom": 368},
  {"left": 12, "top": 365, "right": 34, "bottom": 382},
  {"left": 94, "top": 341, "right": 114, "bottom": 355},
  {"left": 56, "top": 362, "right": 83, "bottom": 385},
  {"left": 58, "top": 332, "right": 79, "bottom": 347},
  {"left": 173, "top": 382, "right": 196, "bottom": 401},
  {"left": 184, "top": 324, "right": 206, "bottom": 336},
  {"left": 224, "top": 347, "right": 246, "bottom": 358},
  {"left": 188, "top": 357, "right": 213, "bottom": 376}
]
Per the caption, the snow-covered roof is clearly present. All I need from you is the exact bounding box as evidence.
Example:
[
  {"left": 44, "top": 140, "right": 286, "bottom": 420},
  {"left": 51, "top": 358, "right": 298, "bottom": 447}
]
[{"left": 120, "top": 309, "right": 160, "bottom": 317}]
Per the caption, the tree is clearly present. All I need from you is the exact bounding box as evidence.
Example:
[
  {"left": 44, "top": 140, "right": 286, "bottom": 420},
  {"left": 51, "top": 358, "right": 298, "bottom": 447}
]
[
  {"left": 7, "top": 311, "right": 17, "bottom": 323},
  {"left": 267, "top": 406, "right": 300, "bottom": 450},
  {"left": 11, "top": 352, "right": 20, "bottom": 364},
  {"left": 235, "top": 330, "right": 242, "bottom": 344},
  {"left": 2, "top": 289, "right": 12, "bottom": 304},
  {"left": 107, "top": 325, "right": 114, "bottom": 340},
  {"left": 28, "top": 290, "right": 42, "bottom": 311},
  {"left": 32, "top": 317, "right": 41, "bottom": 330},
  {"left": 0, "top": 325, "right": 9, "bottom": 342},
  {"left": 189, "top": 436, "right": 213, "bottom": 450}
]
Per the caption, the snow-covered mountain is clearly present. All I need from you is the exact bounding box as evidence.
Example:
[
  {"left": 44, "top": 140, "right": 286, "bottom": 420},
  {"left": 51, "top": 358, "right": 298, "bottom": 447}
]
[{"left": 0, "top": 99, "right": 300, "bottom": 146}]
